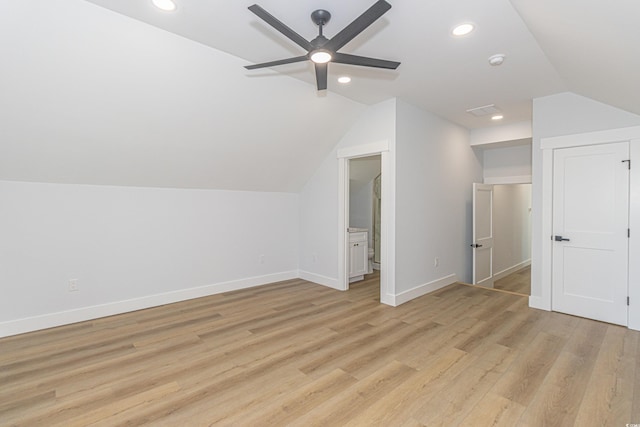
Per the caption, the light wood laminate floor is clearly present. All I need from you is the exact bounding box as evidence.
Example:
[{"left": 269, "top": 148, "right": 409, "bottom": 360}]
[
  {"left": 494, "top": 266, "right": 531, "bottom": 296},
  {"left": 1, "top": 274, "right": 639, "bottom": 426}
]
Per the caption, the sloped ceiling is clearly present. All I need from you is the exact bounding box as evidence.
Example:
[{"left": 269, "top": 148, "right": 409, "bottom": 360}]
[
  {"left": 510, "top": 0, "right": 640, "bottom": 116},
  {"left": 1, "top": 0, "right": 638, "bottom": 191},
  {"left": 0, "top": 1, "right": 364, "bottom": 192}
]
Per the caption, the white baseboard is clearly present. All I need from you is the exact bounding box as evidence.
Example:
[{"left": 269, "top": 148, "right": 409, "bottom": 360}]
[
  {"left": 493, "top": 259, "right": 531, "bottom": 281},
  {"left": 298, "top": 270, "right": 340, "bottom": 290},
  {"left": 391, "top": 274, "right": 458, "bottom": 306},
  {"left": 528, "top": 295, "right": 551, "bottom": 311},
  {"left": 0, "top": 271, "right": 298, "bottom": 338}
]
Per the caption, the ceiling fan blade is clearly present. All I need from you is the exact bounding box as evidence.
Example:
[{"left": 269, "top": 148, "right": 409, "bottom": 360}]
[
  {"left": 248, "top": 5, "right": 313, "bottom": 52},
  {"left": 332, "top": 52, "right": 400, "bottom": 69},
  {"left": 324, "top": 0, "right": 391, "bottom": 52},
  {"left": 315, "top": 63, "right": 328, "bottom": 90},
  {"left": 245, "top": 56, "right": 308, "bottom": 70}
]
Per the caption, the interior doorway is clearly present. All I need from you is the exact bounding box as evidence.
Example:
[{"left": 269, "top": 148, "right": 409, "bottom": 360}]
[
  {"left": 346, "top": 155, "right": 381, "bottom": 288},
  {"left": 337, "top": 141, "right": 394, "bottom": 305},
  {"left": 472, "top": 182, "right": 532, "bottom": 296}
]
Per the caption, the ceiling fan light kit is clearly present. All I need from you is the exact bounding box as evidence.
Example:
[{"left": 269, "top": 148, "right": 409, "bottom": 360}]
[
  {"left": 310, "top": 50, "right": 332, "bottom": 64},
  {"left": 245, "top": 0, "right": 401, "bottom": 91}
]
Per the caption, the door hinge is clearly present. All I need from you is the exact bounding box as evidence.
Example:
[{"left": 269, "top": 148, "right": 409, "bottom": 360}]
[
  {"left": 628, "top": 296, "right": 630, "bottom": 306},
  {"left": 622, "top": 159, "right": 631, "bottom": 169},
  {"left": 629, "top": 228, "right": 631, "bottom": 238}
]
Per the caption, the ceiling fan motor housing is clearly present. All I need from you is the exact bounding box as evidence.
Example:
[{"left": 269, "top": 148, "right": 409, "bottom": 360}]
[{"left": 311, "top": 9, "right": 331, "bottom": 27}]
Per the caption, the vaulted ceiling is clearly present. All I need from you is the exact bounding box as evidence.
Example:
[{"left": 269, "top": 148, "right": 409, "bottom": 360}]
[{"left": 1, "top": 1, "right": 638, "bottom": 191}]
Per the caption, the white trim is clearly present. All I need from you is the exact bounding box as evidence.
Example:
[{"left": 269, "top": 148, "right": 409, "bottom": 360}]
[
  {"left": 493, "top": 259, "right": 531, "bottom": 281},
  {"left": 298, "top": 270, "right": 340, "bottom": 290},
  {"left": 0, "top": 271, "right": 298, "bottom": 338},
  {"left": 540, "top": 125, "right": 640, "bottom": 149},
  {"left": 528, "top": 295, "right": 550, "bottom": 311},
  {"left": 537, "top": 148, "right": 554, "bottom": 311},
  {"left": 392, "top": 274, "right": 458, "bottom": 306},
  {"left": 629, "top": 138, "right": 640, "bottom": 331},
  {"left": 484, "top": 175, "right": 532, "bottom": 185},
  {"left": 380, "top": 148, "right": 396, "bottom": 306},
  {"left": 337, "top": 140, "right": 389, "bottom": 159},
  {"left": 337, "top": 157, "right": 349, "bottom": 291}
]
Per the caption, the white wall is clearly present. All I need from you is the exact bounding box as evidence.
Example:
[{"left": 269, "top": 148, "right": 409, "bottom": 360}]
[
  {"left": 483, "top": 145, "right": 532, "bottom": 182},
  {"left": 492, "top": 184, "right": 531, "bottom": 277},
  {"left": 298, "top": 99, "right": 396, "bottom": 287},
  {"left": 349, "top": 156, "right": 381, "bottom": 248},
  {"left": 349, "top": 180, "right": 374, "bottom": 245},
  {"left": 395, "top": 100, "right": 483, "bottom": 294},
  {"left": 470, "top": 121, "right": 532, "bottom": 146},
  {"left": 0, "top": 1, "right": 363, "bottom": 193},
  {"left": 0, "top": 181, "right": 299, "bottom": 337},
  {"left": 531, "top": 92, "right": 640, "bottom": 307}
]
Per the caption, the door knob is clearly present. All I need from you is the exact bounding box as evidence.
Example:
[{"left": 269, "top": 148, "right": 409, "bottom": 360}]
[
  {"left": 470, "top": 243, "right": 483, "bottom": 248},
  {"left": 554, "top": 235, "right": 570, "bottom": 242}
]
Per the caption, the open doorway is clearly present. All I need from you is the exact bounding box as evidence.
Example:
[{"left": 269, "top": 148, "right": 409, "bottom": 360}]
[
  {"left": 491, "top": 183, "right": 532, "bottom": 296},
  {"left": 337, "top": 141, "right": 394, "bottom": 305},
  {"left": 471, "top": 182, "right": 531, "bottom": 296},
  {"left": 347, "top": 156, "right": 381, "bottom": 288}
]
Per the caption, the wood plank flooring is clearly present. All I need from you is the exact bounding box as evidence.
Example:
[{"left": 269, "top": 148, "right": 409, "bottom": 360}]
[
  {"left": 1, "top": 273, "right": 639, "bottom": 426},
  {"left": 494, "top": 266, "right": 531, "bottom": 296}
]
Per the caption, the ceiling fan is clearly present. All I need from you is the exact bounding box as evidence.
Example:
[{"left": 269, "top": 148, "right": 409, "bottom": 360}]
[{"left": 245, "top": 0, "right": 401, "bottom": 91}]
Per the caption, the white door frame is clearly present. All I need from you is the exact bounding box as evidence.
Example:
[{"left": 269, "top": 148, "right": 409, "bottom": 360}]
[
  {"left": 537, "top": 125, "right": 640, "bottom": 330},
  {"left": 337, "top": 140, "right": 396, "bottom": 305},
  {"left": 472, "top": 183, "right": 495, "bottom": 287}
]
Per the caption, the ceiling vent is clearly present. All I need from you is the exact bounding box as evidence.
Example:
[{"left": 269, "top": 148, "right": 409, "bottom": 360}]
[{"left": 466, "top": 104, "right": 501, "bottom": 117}]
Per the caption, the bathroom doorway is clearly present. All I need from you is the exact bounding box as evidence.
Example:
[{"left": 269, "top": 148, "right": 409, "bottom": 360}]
[
  {"left": 348, "top": 155, "right": 381, "bottom": 286},
  {"left": 337, "top": 141, "right": 394, "bottom": 305}
]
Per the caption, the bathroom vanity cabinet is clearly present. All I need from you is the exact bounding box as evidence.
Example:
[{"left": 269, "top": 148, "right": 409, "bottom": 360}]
[{"left": 348, "top": 230, "right": 368, "bottom": 282}]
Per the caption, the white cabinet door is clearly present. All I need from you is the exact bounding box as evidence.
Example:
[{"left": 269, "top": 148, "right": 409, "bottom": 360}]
[
  {"left": 349, "top": 232, "right": 368, "bottom": 278},
  {"left": 472, "top": 183, "right": 494, "bottom": 287},
  {"left": 552, "top": 141, "right": 629, "bottom": 325}
]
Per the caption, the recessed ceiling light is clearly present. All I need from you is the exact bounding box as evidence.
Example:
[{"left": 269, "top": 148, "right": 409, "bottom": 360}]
[
  {"left": 338, "top": 76, "right": 351, "bottom": 84},
  {"left": 452, "top": 23, "right": 474, "bottom": 36},
  {"left": 152, "top": 0, "right": 176, "bottom": 12},
  {"left": 488, "top": 54, "right": 505, "bottom": 66},
  {"left": 491, "top": 114, "right": 504, "bottom": 121}
]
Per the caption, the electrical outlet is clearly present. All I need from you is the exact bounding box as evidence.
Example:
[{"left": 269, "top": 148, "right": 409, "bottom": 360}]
[
  {"left": 259, "top": 254, "right": 265, "bottom": 264},
  {"left": 68, "top": 279, "right": 79, "bottom": 292},
  {"left": 434, "top": 257, "right": 440, "bottom": 268}
]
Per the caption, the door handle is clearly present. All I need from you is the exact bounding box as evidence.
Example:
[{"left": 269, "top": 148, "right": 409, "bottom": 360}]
[
  {"left": 470, "top": 243, "right": 483, "bottom": 248},
  {"left": 554, "top": 235, "right": 570, "bottom": 242}
]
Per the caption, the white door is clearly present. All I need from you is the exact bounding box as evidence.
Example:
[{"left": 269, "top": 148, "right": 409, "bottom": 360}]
[
  {"left": 552, "top": 141, "right": 629, "bottom": 325},
  {"left": 472, "top": 183, "right": 494, "bottom": 287}
]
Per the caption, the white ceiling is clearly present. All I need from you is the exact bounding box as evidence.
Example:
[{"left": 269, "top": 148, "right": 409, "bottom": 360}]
[
  {"left": 81, "top": 0, "right": 640, "bottom": 128},
  {"left": 1, "top": 0, "right": 638, "bottom": 191}
]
